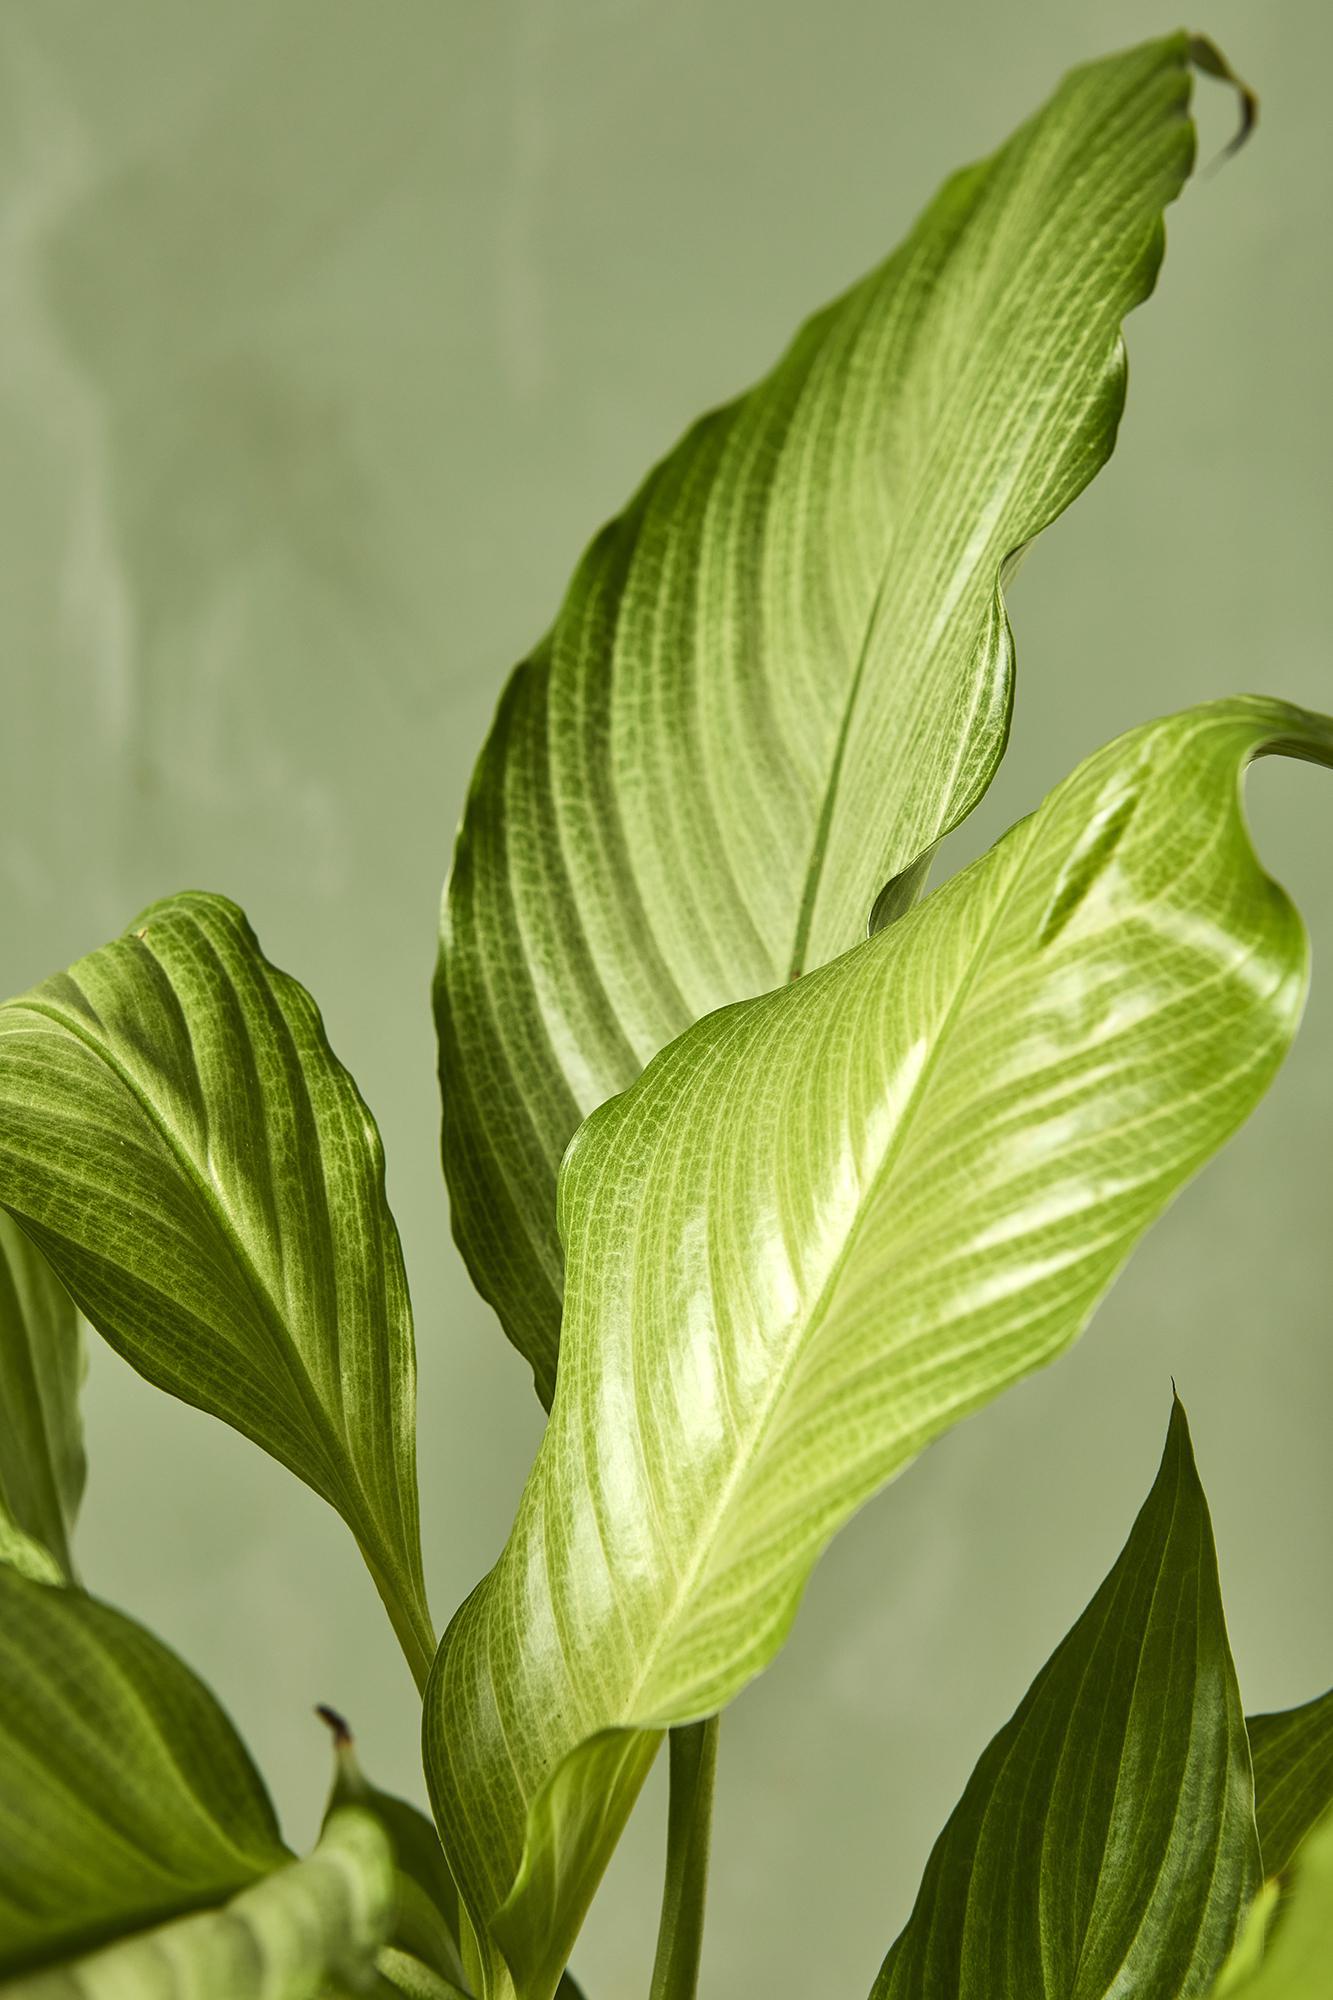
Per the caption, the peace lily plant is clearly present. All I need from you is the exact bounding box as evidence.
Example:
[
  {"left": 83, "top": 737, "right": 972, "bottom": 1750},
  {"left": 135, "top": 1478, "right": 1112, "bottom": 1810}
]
[{"left": 2, "top": 28, "right": 1331, "bottom": 2000}]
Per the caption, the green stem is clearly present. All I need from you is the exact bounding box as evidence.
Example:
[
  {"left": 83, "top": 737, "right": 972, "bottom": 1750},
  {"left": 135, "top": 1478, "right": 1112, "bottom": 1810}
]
[{"left": 649, "top": 1718, "right": 719, "bottom": 2000}]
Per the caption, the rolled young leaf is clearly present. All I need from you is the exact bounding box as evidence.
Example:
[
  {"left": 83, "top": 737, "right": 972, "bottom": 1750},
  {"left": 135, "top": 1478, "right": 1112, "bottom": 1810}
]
[
  {"left": 0, "top": 1564, "right": 288, "bottom": 1978},
  {"left": 0, "top": 1215, "right": 84, "bottom": 1581},
  {"left": 871, "top": 1401, "right": 1258, "bottom": 1998},
  {"left": 318, "top": 1707, "right": 469, "bottom": 1994},
  {"left": 425, "top": 696, "right": 1333, "bottom": 1999},
  {"left": 1248, "top": 1687, "right": 1333, "bottom": 1877},
  {"left": 0, "top": 893, "right": 433, "bottom": 1685},
  {"left": 438, "top": 33, "right": 1217, "bottom": 1406},
  {"left": 2, "top": 1807, "right": 394, "bottom": 2000}
]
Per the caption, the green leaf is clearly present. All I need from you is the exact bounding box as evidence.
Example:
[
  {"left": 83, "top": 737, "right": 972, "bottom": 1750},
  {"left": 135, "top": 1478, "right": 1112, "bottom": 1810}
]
[
  {"left": 0, "top": 1563, "right": 288, "bottom": 1978},
  {"left": 1, "top": 1807, "right": 393, "bottom": 2000},
  {"left": 0, "top": 1215, "right": 84, "bottom": 1581},
  {"left": 1207, "top": 1804, "right": 1333, "bottom": 1998},
  {"left": 872, "top": 1401, "right": 1258, "bottom": 1997},
  {"left": 424, "top": 697, "right": 1331, "bottom": 1999},
  {"left": 0, "top": 892, "right": 433, "bottom": 1686},
  {"left": 438, "top": 32, "right": 1212, "bottom": 1406},
  {"left": 649, "top": 1720, "right": 717, "bottom": 2000},
  {"left": 371, "top": 1950, "right": 472, "bottom": 2000},
  {"left": 317, "top": 1708, "right": 468, "bottom": 1994},
  {"left": 1248, "top": 1689, "right": 1333, "bottom": 1879}
]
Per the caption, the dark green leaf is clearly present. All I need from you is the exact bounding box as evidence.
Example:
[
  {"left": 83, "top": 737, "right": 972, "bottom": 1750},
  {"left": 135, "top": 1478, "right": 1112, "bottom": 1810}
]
[
  {"left": 437, "top": 33, "right": 1212, "bottom": 1406},
  {"left": 425, "top": 697, "right": 1331, "bottom": 1999},
  {"left": 649, "top": 1719, "right": 717, "bottom": 2000},
  {"left": 0, "top": 893, "right": 433, "bottom": 1685},
  {"left": 872, "top": 1401, "right": 1257, "bottom": 1997},
  {"left": 0, "top": 1215, "right": 83, "bottom": 1581},
  {"left": 1248, "top": 1687, "right": 1333, "bottom": 1877},
  {"left": 0, "top": 1564, "right": 287, "bottom": 1978},
  {"left": 1209, "top": 1804, "right": 1333, "bottom": 1997},
  {"left": 3, "top": 1807, "right": 392, "bottom": 1999}
]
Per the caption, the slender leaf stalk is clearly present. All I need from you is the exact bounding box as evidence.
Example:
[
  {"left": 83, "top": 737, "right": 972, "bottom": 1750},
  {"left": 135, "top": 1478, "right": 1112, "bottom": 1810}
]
[{"left": 649, "top": 1719, "right": 719, "bottom": 2000}]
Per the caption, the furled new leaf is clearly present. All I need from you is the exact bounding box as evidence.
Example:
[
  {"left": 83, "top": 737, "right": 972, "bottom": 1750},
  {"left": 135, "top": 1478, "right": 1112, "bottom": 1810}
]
[
  {"left": 0, "top": 1215, "right": 83, "bottom": 1581},
  {"left": 425, "top": 697, "right": 1332, "bottom": 1999},
  {"left": 0, "top": 893, "right": 433, "bottom": 1685},
  {"left": 0, "top": 1564, "right": 288, "bottom": 1978},
  {"left": 438, "top": 33, "right": 1216, "bottom": 1404},
  {"left": 1248, "top": 1687, "right": 1333, "bottom": 1877},
  {"left": 1, "top": 1808, "right": 393, "bottom": 2000},
  {"left": 318, "top": 1708, "right": 468, "bottom": 1993},
  {"left": 1208, "top": 1804, "right": 1333, "bottom": 1998},
  {"left": 871, "top": 1401, "right": 1257, "bottom": 1997}
]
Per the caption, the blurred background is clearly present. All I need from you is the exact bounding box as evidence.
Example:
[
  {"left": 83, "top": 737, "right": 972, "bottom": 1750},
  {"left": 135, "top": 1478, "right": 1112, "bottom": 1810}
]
[{"left": 2, "top": 2, "right": 1330, "bottom": 1990}]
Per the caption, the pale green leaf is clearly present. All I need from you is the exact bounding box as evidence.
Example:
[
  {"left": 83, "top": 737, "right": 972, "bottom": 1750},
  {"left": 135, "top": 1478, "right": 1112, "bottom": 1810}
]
[
  {"left": 0, "top": 1564, "right": 288, "bottom": 1978},
  {"left": 318, "top": 1708, "right": 468, "bottom": 1994},
  {"left": 1248, "top": 1687, "right": 1333, "bottom": 1877},
  {"left": 438, "top": 33, "right": 1214, "bottom": 1406},
  {"left": 369, "top": 1949, "right": 471, "bottom": 2000},
  {"left": 425, "top": 697, "right": 1331, "bottom": 1999},
  {"left": 1, "top": 1808, "right": 392, "bottom": 2000},
  {"left": 872, "top": 1401, "right": 1258, "bottom": 1998},
  {"left": 0, "top": 893, "right": 433, "bottom": 1685},
  {"left": 0, "top": 1214, "right": 84, "bottom": 1579},
  {"left": 1207, "top": 1805, "right": 1333, "bottom": 1998},
  {"left": 648, "top": 1719, "right": 717, "bottom": 2000}
]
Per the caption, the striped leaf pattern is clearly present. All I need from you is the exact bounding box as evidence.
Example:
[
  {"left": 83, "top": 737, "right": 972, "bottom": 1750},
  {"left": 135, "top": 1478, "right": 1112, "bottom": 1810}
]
[
  {"left": 1, "top": 1809, "right": 393, "bottom": 2000},
  {"left": 438, "top": 33, "right": 1206, "bottom": 1404},
  {"left": 0, "top": 1565, "right": 287, "bottom": 1979},
  {"left": 1248, "top": 1687, "right": 1333, "bottom": 1878},
  {"left": 872, "top": 1402, "right": 1258, "bottom": 1998},
  {"left": 424, "top": 698, "right": 1333, "bottom": 1999},
  {"left": 0, "top": 893, "right": 433, "bottom": 1684},
  {"left": 0, "top": 1217, "right": 83, "bottom": 1583}
]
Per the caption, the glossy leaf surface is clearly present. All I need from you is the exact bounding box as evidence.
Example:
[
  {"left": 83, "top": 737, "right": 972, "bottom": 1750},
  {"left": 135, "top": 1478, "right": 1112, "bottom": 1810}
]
[
  {"left": 0, "top": 1215, "right": 83, "bottom": 1582},
  {"left": 0, "top": 892, "right": 433, "bottom": 1684},
  {"left": 1248, "top": 1687, "right": 1333, "bottom": 1877},
  {"left": 425, "top": 698, "right": 1331, "bottom": 1999},
  {"left": 0, "top": 1565, "right": 287, "bottom": 1978},
  {"left": 872, "top": 1402, "right": 1257, "bottom": 1997},
  {"left": 438, "top": 34, "right": 1207, "bottom": 1404},
  {"left": 2, "top": 1808, "right": 393, "bottom": 2000}
]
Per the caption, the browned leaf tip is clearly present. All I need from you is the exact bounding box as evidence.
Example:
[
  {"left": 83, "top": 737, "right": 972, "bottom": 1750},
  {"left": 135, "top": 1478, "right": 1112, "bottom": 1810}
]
[
  {"left": 1189, "top": 34, "right": 1258, "bottom": 169},
  {"left": 314, "top": 1703, "right": 353, "bottom": 1748}
]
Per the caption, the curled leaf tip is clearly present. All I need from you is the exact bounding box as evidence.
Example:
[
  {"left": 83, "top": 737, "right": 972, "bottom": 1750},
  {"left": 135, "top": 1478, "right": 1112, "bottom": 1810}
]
[
  {"left": 1189, "top": 34, "right": 1258, "bottom": 168},
  {"left": 315, "top": 1703, "right": 353, "bottom": 1749}
]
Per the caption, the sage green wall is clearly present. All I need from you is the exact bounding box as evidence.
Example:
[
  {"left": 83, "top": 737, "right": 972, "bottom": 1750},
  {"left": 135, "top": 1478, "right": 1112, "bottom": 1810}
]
[{"left": 3, "top": 3, "right": 1329, "bottom": 1991}]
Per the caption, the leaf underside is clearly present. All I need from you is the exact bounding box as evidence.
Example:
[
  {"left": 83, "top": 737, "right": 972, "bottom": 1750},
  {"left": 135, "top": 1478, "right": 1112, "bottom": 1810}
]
[
  {"left": 872, "top": 1401, "right": 1258, "bottom": 1998},
  {"left": 0, "top": 892, "right": 433, "bottom": 1685},
  {"left": 437, "top": 32, "right": 1202, "bottom": 1406},
  {"left": 424, "top": 697, "right": 1333, "bottom": 1998}
]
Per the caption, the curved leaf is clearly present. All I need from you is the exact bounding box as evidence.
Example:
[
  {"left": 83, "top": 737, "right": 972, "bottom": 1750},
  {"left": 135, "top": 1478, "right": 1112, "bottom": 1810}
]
[
  {"left": 0, "top": 1564, "right": 288, "bottom": 1978},
  {"left": 872, "top": 1401, "right": 1258, "bottom": 1997},
  {"left": 438, "top": 33, "right": 1212, "bottom": 1404},
  {"left": 1248, "top": 1687, "right": 1333, "bottom": 1877},
  {"left": 0, "top": 893, "right": 433, "bottom": 1685},
  {"left": 318, "top": 1708, "right": 468, "bottom": 1993},
  {"left": 0, "top": 1215, "right": 83, "bottom": 1580},
  {"left": 424, "top": 697, "right": 1332, "bottom": 1998},
  {"left": 1208, "top": 1804, "right": 1333, "bottom": 1998},
  {"left": 2, "top": 1808, "right": 393, "bottom": 2000}
]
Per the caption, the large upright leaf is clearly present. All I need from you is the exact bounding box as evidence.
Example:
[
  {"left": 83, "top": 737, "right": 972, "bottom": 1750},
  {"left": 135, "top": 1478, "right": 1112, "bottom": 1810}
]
[
  {"left": 0, "top": 1216, "right": 83, "bottom": 1581},
  {"left": 0, "top": 893, "right": 433, "bottom": 1684},
  {"left": 424, "top": 697, "right": 1332, "bottom": 1999},
  {"left": 438, "top": 33, "right": 1218, "bottom": 1404},
  {"left": 0, "top": 1564, "right": 288, "bottom": 1977},
  {"left": 3, "top": 1808, "right": 393, "bottom": 2000},
  {"left": 1248, "top": 1687, "right": 1333, "bottom": 1877},
  {"left": 871, "top": 1402, "right": 1257, "bottom": 1997}
]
